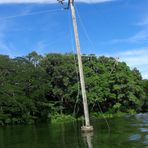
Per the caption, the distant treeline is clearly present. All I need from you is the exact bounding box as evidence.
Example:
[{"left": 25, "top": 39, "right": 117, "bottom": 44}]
[{"left": 0, "top": 52, "right": 147, "bottom": 125}]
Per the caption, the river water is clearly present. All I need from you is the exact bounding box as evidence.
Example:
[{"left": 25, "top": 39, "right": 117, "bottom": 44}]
[{"left": 0, "top": 113, "right": 148, "bottom": 148}]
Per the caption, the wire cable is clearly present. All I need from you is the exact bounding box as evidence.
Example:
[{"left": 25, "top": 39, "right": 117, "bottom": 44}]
[
  {"left": 75, "top": 4, "right": 111, "bottom": 132},
  {"left": 75, "top": 5, "right": 97, "bottom": 54},
  {"left": 97, "top": 102, "right": 111, "bottom": 132}
]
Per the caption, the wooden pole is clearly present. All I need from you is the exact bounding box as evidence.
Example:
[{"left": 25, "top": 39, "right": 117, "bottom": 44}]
[{"left": 69, "top": 0, "right": 93, "bottom": 132}]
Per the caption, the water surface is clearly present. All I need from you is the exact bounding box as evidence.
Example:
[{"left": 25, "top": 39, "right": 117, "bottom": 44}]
[{"left": 0, "top": 114, "right": 148, "bottom": 148}]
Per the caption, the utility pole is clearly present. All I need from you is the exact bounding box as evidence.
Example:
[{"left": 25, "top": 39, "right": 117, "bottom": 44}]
[{"left": 68, "top": 0, "right": 93, "bottom": 132}]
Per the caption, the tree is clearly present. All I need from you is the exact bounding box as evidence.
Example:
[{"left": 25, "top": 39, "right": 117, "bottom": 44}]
[{"left": 0, "top": 53, "right": 147, "bottom": 125}]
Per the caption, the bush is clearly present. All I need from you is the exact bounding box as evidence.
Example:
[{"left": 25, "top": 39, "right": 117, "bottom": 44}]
[{"left": 51, "top": 113, "right": 76, "bottom": 124}]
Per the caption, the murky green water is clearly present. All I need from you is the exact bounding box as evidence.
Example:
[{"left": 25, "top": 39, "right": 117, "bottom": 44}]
[{"left": 0, "top": 114, "right": 148, "bottom": 148}]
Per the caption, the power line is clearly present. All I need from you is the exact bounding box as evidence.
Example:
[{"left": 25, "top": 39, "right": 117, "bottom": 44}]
[
  {"left": 75, "top": 4, "right": 111, "bottom": 132},
  {"left": 75, "top": 5, "right": 97, "bottom": 54}
]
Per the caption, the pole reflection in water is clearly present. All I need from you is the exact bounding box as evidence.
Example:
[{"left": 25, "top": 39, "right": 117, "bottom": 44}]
[{"left": 82, "top": 132, "right": 93, "bottom": 148}]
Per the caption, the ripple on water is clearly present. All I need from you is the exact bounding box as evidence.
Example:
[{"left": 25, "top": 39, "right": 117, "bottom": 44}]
[
  {"left": 136, "top": 114, "right": 148, "bottom": 122},
  {"left": 140, "top": 128, "right": 148, "bottom": 133},
  {"left": 129, "top": 134, "right": 141, "bottom": 141},
  {"left": 131, "top": 124, "right": 148, "bottom": 127},
  {"left": 144, "top": 135, "right": 148, "bottom": 145}
]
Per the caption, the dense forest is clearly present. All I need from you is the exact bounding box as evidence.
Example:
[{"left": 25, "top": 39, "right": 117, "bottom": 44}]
[{"left": 0, "top": 52, "right": 147, "bottom": 125}]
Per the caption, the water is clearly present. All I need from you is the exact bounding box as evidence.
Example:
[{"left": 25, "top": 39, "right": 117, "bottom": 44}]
[{"left": 0, "top": 114, "right": 148, "bottom": 148}]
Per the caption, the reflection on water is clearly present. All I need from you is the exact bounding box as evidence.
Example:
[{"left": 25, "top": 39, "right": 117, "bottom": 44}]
[
  {"left": 0, "top": 113, "right": 148, "bottom": 148},
  {"left": 128, "top": 114, "right": 148, "bottom": 147},
  {"left": 129, "top": 134, "right": 141, "bottom": 141},
  {"left": 82, "top": 132, "right": 93, "bottom": 148},
  {"left": 140, "top": 128, "right": 148, "bottom": 132}
]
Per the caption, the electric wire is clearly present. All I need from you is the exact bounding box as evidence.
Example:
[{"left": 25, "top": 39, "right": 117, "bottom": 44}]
[
  {"left": 75, "top": 4, "right": 111, "bottom": 131},
  {"left": 97, "top": 102, "right": 111, "bottom": 132},
  {"left": 75, "top": 5, "right": 97, "bottom": 54}
]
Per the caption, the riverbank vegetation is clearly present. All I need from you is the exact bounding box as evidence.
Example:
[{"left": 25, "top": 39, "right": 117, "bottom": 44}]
[{"left": 0, "top": 52, "right": 147, "bottom": 125}]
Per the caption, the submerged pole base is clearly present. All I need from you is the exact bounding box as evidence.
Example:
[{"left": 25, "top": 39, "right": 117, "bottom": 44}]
[{"left": 81, "top": 126, "right": 93, "bottom": 133}]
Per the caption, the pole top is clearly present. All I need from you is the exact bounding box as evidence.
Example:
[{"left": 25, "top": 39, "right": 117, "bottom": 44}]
[
  {"left": 70, "top": 0, "right": 74, "bottom": 3},
  {"left": 57, "top": 0, "right": 74, "bottom": 9},
  {"left": 68, "top": 0, "right": 74, "bottom": 7}
]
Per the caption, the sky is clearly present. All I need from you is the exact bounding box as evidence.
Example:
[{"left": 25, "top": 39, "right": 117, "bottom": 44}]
[{"left": 0, "top": 0, "right": 148, "bottom": 79}]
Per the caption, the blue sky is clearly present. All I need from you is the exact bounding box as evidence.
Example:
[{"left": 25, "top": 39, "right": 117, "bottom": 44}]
[{"left": 0, "top": 0, "right": 148, "bottom": 79}]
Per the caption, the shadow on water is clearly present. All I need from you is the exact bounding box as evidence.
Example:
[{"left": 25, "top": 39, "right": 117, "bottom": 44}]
[{"left": 0, "top": 113, "right": 148, "bottom": 148}]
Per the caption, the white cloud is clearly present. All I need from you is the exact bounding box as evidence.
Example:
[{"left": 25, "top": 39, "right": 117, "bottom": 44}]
[
  {"left": 108, "top": 47, "right": 148, "bottom": 79},
  {"left": 74, "top": 0, "right": 114, "bottom": 3},
  {"left": 110, "top": 13, "right": 148, "bottom": 44},
  {"left": 0, "top": 0, "right": 115, "bottom": 4},
  {"left": 129, "top": 29, "right": 148, "bottom": 42},
  {"left": 0, "top": 0, "right": 54, "bottom": 3},
  {"left": 0, "top": 19, "right": 19, "bottom": 57},
  {"left": 0, "top": 23, "right": 9, "bottom": 53},
  {"left": 137, "top": 15, "right": 148, "bottom": 26},
  {"left": 123, "top": 56, "right": 148, "bottom": 67},
  {"left": 143, "top": 73, "right": 148, "bottom": 80},
  {"left": 119, "top": 49, "right": 148, "bottom": 56},
  {"left": 110, "top": 28, "right": 148, "bottom": 44},
  {"left": 32, "top": 41, "right": 49, "bottom": 54},
  {"left": 0, "top": 41, "right": 11, "bottom": 53}
]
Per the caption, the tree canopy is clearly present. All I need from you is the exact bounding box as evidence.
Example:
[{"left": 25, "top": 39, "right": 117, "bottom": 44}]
[{"left": 0, "top": 52, "right": 147, "bottom": 125}]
